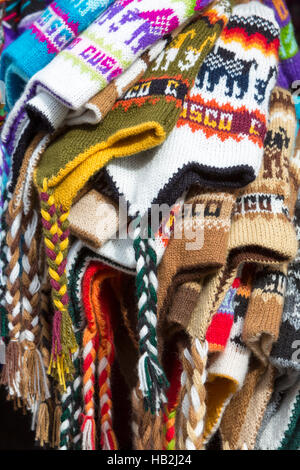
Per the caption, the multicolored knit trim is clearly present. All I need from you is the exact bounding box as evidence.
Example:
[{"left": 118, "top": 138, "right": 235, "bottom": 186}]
[{"left": 206, "top": 277, "right": 241, "bottom": 352}]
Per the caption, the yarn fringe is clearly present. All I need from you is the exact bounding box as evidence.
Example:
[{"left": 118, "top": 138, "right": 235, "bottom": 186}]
[
  {"left": 22, "top": 347, "right": 51, "bottom": 406},
  {"left": 35, "top": 401, "right": 50, "bottom": 447},
  {"left": 0, "top": 340, "right": 21, "bottom": 398}
]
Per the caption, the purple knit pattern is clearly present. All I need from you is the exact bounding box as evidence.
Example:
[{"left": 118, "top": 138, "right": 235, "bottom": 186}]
[{"left": 264, "top": 0, "right": 290, "bottom": 29}]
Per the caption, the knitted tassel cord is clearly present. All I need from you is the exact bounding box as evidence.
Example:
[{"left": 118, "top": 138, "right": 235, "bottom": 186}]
[
  {"left": 178, "top": 339, "right": 208, "bottom": 450},
  {"left": 133, "top": 220, "right": 168, "bottom": 414},
  {"left": 94, "top": 275, "right": 118, "bottom": 450},
  {"left": 81, "top": 264, "right": 99, "bottom": 450},
  {"left": 40, "top": 178, "right": 77, "bottom": 389},
  {"left": 21, "top": 209, "right": 50, "bottom": 408}
]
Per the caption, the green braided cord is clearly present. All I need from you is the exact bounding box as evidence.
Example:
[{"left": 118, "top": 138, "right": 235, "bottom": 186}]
[
  {"left": 0, "top": 305, "right": 8, "bottom": 338},
  {"left": 134, "top": 218, "right": 168, "bottom": 414}
]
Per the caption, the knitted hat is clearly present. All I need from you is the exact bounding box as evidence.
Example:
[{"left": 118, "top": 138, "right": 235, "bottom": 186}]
[
  {"left": 264, "top": 0, "right": 300, "bottom": 90},
  {"left": 1, "top": 0, "right": 52, "bottom": 51},
  {"left": 202, "top": 264, "right": 253, "bottom": 445},
  {"left": 35, "top": 1, "right": 231, "bottom": 211},
  {"left": 186, "top": 87, "right": 298, "bottom": 354},
  {"left": 157, "top": 188, "right": 235, "bottom": 329},
  {"left": 65, "top": 20, "right": 191, "bottom": 127},
  {"left": 1, "top": 0, "right": 115, "bottom": 110},
  {"left": 205, "top": 276, "right": 240, "bottom": 352},
  {"left": 242, "top": 265, "right": 287, "bottom": 365},
  {"left": 2, "top": 0, "right": 216, "bottom": 194},
  {"left": 233, "top": 362, "right": 275, "bottom": 450},
  {"left": 101, "top": 0, "right": 280, "bottom": 221},
  {"left": 16, "top": 0, "right": 214, "bottom": 141}
]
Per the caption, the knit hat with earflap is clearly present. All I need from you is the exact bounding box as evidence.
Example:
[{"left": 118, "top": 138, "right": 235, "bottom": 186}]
[
  {"left": 2, "top": 0, "right": 215, "bottom": 195},
  {"left": 101, "top": 0, "right": 279, "bottom": 211},
  {"left": 186, "top": 87, "right": 298, "bottom": 363},
  {"left": 203, "top": 264, "right": 253, "bottom": 446},
  {"left": 1, "top": 0, "right": 115, "bottom": 110},
  {"left": 35, "top": 0, "right": 231, "bottom": 212},
  {"left": 35, "top": 6, "right": 232, "bottom": 415},
  {"left": 264, "top": 0, "right": 300, "bottom": 90}
]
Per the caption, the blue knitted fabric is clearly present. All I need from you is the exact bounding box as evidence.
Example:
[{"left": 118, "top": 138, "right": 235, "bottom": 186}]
[{"left": 0, "top": 0, "right": 115, "bottom": 110}]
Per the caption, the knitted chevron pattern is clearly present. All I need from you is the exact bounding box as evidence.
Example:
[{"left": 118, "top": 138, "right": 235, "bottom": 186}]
[
  {"left": 1, "top": 0, "right": 115, "bottom": 109},
  {"left": 178, "top": 338, "right": 208, "bottom": 450},
  {"left": 40, "top": 179, "right": 77, "bottom": 388},
  {"left": 35, "top": 1, "right": 230, "bottom": 212},
  {"left": 134, "top": 221, "right": 168, "bottom": 414}
]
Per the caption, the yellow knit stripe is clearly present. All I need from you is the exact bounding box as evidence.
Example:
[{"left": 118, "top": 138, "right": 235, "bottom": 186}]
[{"left": 35, "top": 122, "right": 166, "bottom": 210}]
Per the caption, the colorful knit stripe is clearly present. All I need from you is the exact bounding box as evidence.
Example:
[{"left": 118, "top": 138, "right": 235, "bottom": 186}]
[{"left": 206, "top": 277, "right": 241, "bottom": 352}]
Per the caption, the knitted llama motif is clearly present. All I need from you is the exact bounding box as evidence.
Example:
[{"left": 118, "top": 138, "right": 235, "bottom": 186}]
[
  {"left": 35, "top": 0, "right": 230, "bottom": 212},
  {"left": 0, "top": 0, "right": 115, "bottom": 109},
  {"left": 179, "top": 1, "right": 279, "bottom": 150}
]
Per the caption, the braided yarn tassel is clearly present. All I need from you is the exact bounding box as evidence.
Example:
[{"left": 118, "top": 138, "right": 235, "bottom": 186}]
[
  {"left": 40, "top": 179, "right": 77, "bottom": 389},
  {"left": 0, "top": 199, "right": 22, "bottom": 399},
  {"left": 81, "top": 264, "right": 99, "bottom": 450},
  {"left": 35, "top": 283, "right": 52, "bottom": 447},
  {"left": 21, "top": 209, "right": 50, "bottom": 409},
  {"left": 179, "top": 339, "right": 208, "bottom": 450},
  {"left": 96, "top": 278, "right": 118, "bottom": 450},
  {"left": 133, "top": 220, "right": 168, "bottom": 414}
]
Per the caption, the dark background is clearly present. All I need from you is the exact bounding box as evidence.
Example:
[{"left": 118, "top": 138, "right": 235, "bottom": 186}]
[{"left": 0, "top": 0, "right": 299, "bottom": 451}]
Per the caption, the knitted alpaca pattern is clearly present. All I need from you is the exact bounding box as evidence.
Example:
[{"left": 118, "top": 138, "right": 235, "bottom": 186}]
[
  {"left": 102, "top": 0, "right": 280, "bottom": 236},
  {"left": 1, "top": 0, "right": 115, "bottom": 109},
  {"left": 35, "top": 0, "right": 230, "bottom": 211},
  {"left": 26, "top": 0, "right": 214, "bottom": 121}
]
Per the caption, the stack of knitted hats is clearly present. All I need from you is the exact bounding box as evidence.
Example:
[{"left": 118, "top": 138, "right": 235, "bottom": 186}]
[{"left": 0, "top": 0, "right": 299, "bottom": 451}]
